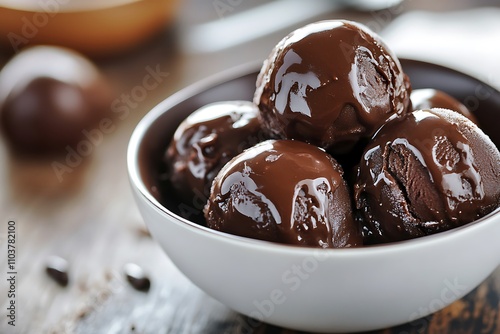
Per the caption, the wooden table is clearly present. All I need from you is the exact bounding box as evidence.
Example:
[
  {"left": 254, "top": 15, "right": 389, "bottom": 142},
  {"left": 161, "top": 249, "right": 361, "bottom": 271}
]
[{"left": 1, "top": 1, "right": 499, "bottom": 333}]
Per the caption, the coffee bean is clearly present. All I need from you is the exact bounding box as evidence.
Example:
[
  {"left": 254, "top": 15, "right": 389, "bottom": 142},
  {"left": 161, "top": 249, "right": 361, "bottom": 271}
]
[
  {"left": 124, "top": 263, "right": 150, "bottom": 292},
  {"left": 46, "top": 256, "right": 69, "bottom": 287}
]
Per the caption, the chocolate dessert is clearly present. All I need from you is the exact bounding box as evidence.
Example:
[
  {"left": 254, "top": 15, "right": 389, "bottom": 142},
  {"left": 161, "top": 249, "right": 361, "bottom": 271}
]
[
  {"left": 411, "top": 88, "right": 477, "bottom": 123},
  {"left": 161, "top": 19, "right": 500, "bottom": 247},
  {"left": 165, "top": 101, "right": 263, "bottom": 208},
  {"left": 354, "top": 108, "right": 500, "bottom": 244},
  {"left": 204, "top": 140, "right": 362, "bottom": 248},
  {"left": 254, "top": 20, "right": 411, "bottom": 153}
]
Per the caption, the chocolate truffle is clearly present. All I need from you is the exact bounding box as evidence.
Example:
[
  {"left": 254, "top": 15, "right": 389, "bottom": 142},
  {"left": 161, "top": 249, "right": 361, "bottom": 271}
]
[
  {"left": 254, "top": 20, "right": 411, "bottom": 153},
  {"left": 411, "top": 89, "right": 477, "bottom": 123},
  {"left": 354, "top": 108, "right": 500, "bottom": 244},
  {"left": 204, "top": 140, "right": 362, "bottom": 248},
  {"left": 165, "top": 101, "right": 263, "bottom": 208},
  {"left": 0, "top": 46, "right": 112, "bottom": 155}
]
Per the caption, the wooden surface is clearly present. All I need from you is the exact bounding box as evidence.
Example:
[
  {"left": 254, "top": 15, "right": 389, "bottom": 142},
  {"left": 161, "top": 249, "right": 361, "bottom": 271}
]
[{"left": 1, "top": 1, "right": 500, "bottom": 333}]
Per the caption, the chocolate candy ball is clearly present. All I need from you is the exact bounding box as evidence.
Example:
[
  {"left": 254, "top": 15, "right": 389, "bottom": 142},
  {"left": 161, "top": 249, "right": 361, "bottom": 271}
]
[
  {"left": 205, "top": 140, "right": 362, "bottom": 248},
  {"left": 254, "top": 20, "right": 411, "bottom": 153},
  {"left": 411, "top": 89, "right": 477, "bottom": 123},
  {"left": 354, "top": 108, "right": 500, "bottom": 244},
  {"left": 165, "top": 101, "right": 263, "bottom": 207},
  {"left": 0, "top": 46, "right": 111, "bottom": 155}
]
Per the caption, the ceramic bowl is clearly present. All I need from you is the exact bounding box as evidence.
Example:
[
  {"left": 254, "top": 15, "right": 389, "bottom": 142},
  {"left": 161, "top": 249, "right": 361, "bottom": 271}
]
[
  {"left": 128, "top": 59, "right": 500, "bottom": 333},
  {"left": 0, "top": 0, "right": 180, "bottom": 56}
]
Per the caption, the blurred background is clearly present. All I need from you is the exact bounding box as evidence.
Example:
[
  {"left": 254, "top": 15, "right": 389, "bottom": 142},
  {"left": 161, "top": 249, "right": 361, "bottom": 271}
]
[
  {"left": 2, "top": 0, "right": 500, "bottom": 116},
  {"left": 0, "top": 0, "right": 500, "bottom": 333}
]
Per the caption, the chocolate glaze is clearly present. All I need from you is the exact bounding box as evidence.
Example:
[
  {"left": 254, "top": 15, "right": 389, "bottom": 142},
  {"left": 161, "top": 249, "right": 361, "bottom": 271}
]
[
  {"left": 411, "top": 88, "right": 477, "bottom": 124},
  {"left": 254, "top": 20, "right": 411, "bottom": 153},
  {"left": 165, "top": 101, "right": 264, "bottom": 213},
  {"left": 355, "top": 108, "right": 500, "bottom": 244},
  {"left": 205, "top": 140, "right": 362, "bottom": 248},
  {"left": 0, "top": 46, "right": 112, "bottom": 155}
]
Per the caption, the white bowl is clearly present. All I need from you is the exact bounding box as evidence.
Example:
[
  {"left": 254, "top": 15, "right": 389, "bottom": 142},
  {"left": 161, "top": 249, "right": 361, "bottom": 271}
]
[{"left": 128, "top": 60, "right": 500, "bottom": 333}]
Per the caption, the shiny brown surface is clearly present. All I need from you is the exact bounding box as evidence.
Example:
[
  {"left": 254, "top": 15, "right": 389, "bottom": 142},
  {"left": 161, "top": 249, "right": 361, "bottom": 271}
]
[
  {"left": 254, "top": 20, "right": 411, "bottom": 153},
  {"left": 0, "top": 46, "right": 112, "bottom": 155},
  {"left": 355, "top": 108, "right": 500, "bottom": 244},
  {"left": 204, "top": 139, "right": 361, "bottom": 248},
  {"left": 164, "top": 100, "right": 264, "bottom": 213},
  {"left": 411, "top": 88, "right": 478, "bottom": 123}
]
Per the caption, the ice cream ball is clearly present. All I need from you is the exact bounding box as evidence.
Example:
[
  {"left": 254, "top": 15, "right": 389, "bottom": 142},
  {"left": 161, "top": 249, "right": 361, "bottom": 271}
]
[
  {"left": 411, "top": 88, "right": 477, "bottom": 124},
  {"left": 254, "top": 20, "right": 411, "bottom": 154},
  {"left": 354, "top": 108, "right": 500, "bottom": 244},
  {"left": 204, "top": 139, "right": 362, "bottom": 248},
  {"left": 165, "top": 101, "right": 264, "bottom": 209}
]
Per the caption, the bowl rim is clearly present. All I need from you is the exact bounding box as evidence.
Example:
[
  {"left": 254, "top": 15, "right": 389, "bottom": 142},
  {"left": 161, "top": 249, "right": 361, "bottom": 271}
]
[{"left": 127, "top": 58, "right": 500, "bottom": 256}]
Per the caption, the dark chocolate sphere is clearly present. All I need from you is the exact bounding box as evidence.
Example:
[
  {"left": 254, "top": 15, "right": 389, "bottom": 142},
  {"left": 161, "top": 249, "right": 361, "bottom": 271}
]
[
  {"left": 0, "top": 46, "right": 111, "bottom": 155},
  {"left": 165, "top": 101, "right": 264, "bottom": 208},
  {"left": 254, "top": 20, "right": 411, "bottom": 153},
  {"left": 411, "top": 89, "right": 477, "bottom": 124},
  {"left": 205, "top": 140, "right": 362, "bottom": 248},
  {"left": 354, "top": 108, "right": 500, "bottom": 244}
]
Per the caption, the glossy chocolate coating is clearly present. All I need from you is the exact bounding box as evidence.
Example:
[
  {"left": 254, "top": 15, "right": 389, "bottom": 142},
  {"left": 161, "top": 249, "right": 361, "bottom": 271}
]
[
  {"left": 165, "top": 101, "right": 263, "bottom": 207},
  {"left": 205, "top": 140, "right": 362, "bottom": 248},
  {"left": 411, "top": 89, "right": 477, "bottom": 124},
  {"left": 254, "top": 20, "right": 411, "bottom": 153},
  {"left": 354, "top": 108, "right": 500, "bottom": 244},
  {"left": 0, "top": 46, "right": 111, "bottom": 155}
]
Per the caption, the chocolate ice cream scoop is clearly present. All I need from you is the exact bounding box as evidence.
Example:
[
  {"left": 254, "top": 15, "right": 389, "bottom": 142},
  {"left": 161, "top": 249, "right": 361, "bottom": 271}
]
[
  {"left": 165, "top": 101, "right": 263, "bottom": 211},
  {"left": 204, "top": 140, "right": 362, "bottom": 248},
  {"left": 411, "top": 89, "right": 477, "bottom": 123},
  {"left": 254, "top": 20, "right": 411, "bottom": 153},
  {"left": 354, "top": 108, "right": 500, "bottom": 244}
]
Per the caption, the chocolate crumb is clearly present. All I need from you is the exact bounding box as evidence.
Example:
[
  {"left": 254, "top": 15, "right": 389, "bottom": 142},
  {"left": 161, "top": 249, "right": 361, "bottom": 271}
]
[
  {"left": 46, "top": 256, "right": 69, "bottom": 287},
  {"left": 124, "top": 263, "right": 151, "bottom": 292}
]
